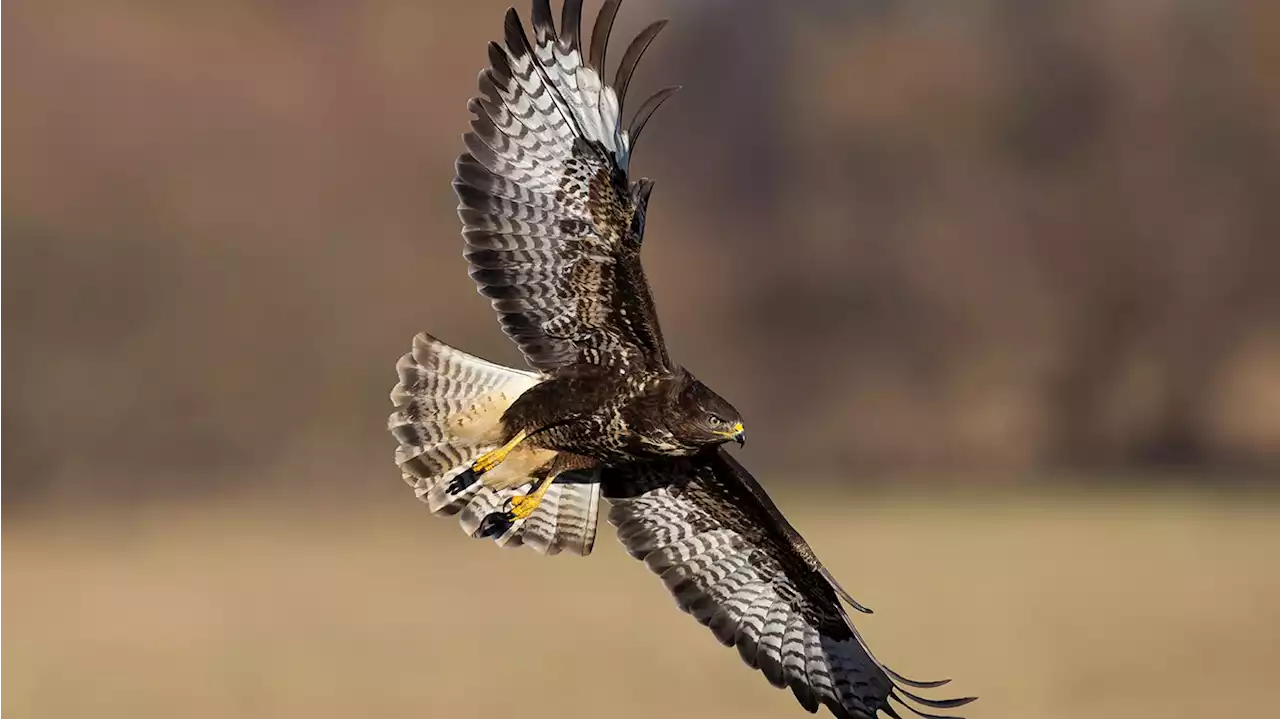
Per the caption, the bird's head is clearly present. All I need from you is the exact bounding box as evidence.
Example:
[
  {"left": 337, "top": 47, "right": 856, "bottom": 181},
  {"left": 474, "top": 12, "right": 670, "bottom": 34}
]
[{"left": 671, "top": 373, "right": 746, "bottom": 449}]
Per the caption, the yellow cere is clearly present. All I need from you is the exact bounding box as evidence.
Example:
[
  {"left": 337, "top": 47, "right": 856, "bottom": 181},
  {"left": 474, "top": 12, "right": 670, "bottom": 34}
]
[{"left": 716, "top": 422, "right": 745, "bottom": 438}]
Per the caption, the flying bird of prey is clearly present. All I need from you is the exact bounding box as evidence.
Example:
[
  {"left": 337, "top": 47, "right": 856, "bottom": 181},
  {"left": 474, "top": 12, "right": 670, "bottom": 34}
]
[{"left": 387, "top": 2, "right": 974, "bottom": 717}]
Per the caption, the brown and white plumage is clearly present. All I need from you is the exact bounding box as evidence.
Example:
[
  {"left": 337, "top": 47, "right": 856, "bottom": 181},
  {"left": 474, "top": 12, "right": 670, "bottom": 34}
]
[
  {"left": 456, "top": 0, "right": 675, "bottom": 371},
  {"left": 389, "top": 2, "right": 973, "bottom": 717},
  {"left": 389, "top": 332, "right": 602, "bottom": 555},
  {"left": 606, "top": 450, "right": 973, "bottom": 719}
]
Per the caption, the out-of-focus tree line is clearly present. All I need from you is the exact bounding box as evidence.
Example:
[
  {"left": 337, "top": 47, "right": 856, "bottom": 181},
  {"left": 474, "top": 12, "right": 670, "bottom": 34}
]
[{"left": 5, "top": 0, "right": 1278, "bottom": 505}]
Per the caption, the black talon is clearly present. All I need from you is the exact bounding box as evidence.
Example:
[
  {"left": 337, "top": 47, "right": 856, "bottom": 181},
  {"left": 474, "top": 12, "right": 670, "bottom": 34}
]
[
  {"left": 477, "top": 511, "right": 515, "bottom": 538},
  {"left": 447, "top": 467, "right": 480, "bottom": 495}
]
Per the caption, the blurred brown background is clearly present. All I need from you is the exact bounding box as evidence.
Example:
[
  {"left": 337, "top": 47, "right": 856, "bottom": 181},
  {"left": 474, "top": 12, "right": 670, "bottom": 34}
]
[{"left": 5, "top": 1, "right": 1279, "bottom": 718}]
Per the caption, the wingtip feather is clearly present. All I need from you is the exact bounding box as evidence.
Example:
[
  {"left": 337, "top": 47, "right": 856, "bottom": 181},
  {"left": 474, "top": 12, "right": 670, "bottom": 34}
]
[
  {"left": 819, "top": 566, "right": 874, "bottom": 614},
  {"left": 628, "top": 84, "right": 680, "bottom": 149},
  {"left": 503, "top": 6, "right": 532, "bottom": 60},
  {"left": 883, "top": 666, "right": 953, "bottom": 689},
  {"left": 530, "top": 0, "right": 556, "bottom": 43},
  {"left": 560, "top": 0, "right": 584, "bottom": 52},
  {"left": 896, "top": 689, "right": 978, "bottom": 710},
  {"left": 614, "top": 19, "right": 668, "bottom": 111},
  {"left": 889, "top": 692, "right": 975, "bottom": 719},
  {"left": 588, "top": 0, "right": 622, "bottom": 71}
]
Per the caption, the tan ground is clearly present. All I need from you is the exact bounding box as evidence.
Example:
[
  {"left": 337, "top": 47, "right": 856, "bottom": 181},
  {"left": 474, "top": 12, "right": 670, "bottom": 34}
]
[{"left": 5, "top": 489, "right": 1278, "bottom": 719}]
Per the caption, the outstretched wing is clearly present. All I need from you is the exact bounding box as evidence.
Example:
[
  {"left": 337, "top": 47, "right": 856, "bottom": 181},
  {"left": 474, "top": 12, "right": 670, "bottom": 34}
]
[
  {"left": 455, "top": 0, "right": 678, "bottom": 373},
  {"left": 603, "top": 450, "right": 975, "bottom": 719}
]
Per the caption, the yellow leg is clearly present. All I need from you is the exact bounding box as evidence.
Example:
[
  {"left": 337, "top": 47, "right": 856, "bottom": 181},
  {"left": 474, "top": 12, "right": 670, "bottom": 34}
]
[
  {"left": 471, "top": 429, "right": 528, "bottom": 474},
  {"left": 446, "top": 429, "right": 531, "bottom": 497},
  {"left": 507, "top": 475, "right": 555, "bottom": 520},
  {"left": 475, "top": 472, "right": 555, "bottom": 538}
]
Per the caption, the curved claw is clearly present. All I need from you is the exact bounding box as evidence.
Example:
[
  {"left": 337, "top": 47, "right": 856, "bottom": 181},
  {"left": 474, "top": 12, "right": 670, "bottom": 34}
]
[
  {"left": 447, "top": 468, "right": 479, "bottom": 495},
  {"left": 477, "top": 510, "right": 516, "bottom": 538}
]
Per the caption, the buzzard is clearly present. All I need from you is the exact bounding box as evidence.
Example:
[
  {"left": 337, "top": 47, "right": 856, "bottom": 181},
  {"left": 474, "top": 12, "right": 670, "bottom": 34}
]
[{"left": 387, "top": 2, "right": 974, "bottom": 718}]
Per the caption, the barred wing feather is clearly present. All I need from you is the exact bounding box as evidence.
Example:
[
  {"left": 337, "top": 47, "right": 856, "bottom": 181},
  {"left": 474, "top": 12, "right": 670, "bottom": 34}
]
[
  {"left": 603, "top": 450, "right": 975, "bottom": 719},
  {"left": 455, "top": 0, "right": 676, "bottom": 372}
]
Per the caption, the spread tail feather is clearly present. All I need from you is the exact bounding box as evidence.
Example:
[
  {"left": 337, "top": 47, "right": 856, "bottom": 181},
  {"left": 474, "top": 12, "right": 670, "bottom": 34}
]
[{"left": 388, "top": 332, "right": 601, "bottom": 555}]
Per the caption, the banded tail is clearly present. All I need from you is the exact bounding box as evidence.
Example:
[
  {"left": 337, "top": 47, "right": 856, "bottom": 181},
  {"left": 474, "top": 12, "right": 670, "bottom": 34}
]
[{"left": 388, "top": 333, "right": 602, "bottom": 555}]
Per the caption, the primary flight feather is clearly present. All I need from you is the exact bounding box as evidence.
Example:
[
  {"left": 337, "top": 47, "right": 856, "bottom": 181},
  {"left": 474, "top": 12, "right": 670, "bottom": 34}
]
[{"left": 387, "top": 2, "right": 975, "bottom": 717}]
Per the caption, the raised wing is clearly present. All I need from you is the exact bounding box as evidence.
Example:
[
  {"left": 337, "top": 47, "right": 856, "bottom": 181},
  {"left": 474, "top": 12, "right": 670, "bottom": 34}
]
[
  {"left": 603, "top": 450, "right": 975, "bottom": 719},
  {"left": 455, "top": 0, "right": 678, "bottom": 373}
]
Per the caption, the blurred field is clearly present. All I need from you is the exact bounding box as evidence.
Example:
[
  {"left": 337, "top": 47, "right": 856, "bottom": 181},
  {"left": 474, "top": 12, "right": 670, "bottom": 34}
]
[
  {"left": 5, "top": 2, "right": 1280, "bottom": 716},
  {"left": 5, "top": 488, "right": 1278, "bottom": 719}
]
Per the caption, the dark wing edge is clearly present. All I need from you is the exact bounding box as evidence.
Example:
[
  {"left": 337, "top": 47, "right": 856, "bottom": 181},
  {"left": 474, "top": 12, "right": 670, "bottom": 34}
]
[
  {"left": 453, "top": 0, "right": 677, "bottom": 372},
  {"left": 603, "top": 450, "right": 976, "bottom": 719}
]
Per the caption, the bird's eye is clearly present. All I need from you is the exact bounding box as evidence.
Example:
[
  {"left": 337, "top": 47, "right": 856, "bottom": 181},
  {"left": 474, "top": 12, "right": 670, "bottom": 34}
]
[{"left": 708, "top": 414, "right": 724, "bottom": 426}]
